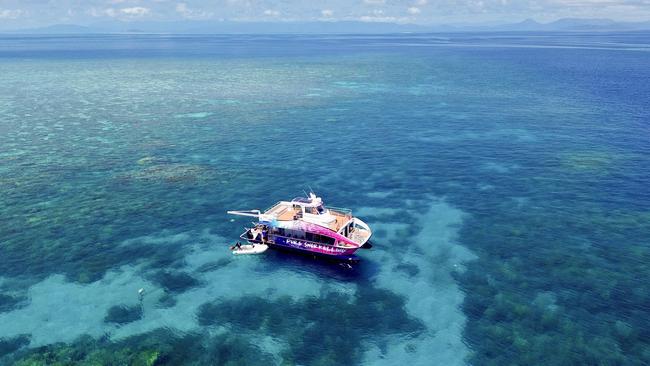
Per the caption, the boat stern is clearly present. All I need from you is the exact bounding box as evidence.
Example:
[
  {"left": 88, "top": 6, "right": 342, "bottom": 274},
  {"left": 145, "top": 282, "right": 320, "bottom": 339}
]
[{"left": 349, "top": 217, "right": 372, "bottom": 247}]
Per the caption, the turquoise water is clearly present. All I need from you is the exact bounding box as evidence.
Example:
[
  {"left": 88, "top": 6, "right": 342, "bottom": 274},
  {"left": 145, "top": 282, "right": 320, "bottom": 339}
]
[{"left": 1, "top": 33, "right": 649, "bottom": 365}]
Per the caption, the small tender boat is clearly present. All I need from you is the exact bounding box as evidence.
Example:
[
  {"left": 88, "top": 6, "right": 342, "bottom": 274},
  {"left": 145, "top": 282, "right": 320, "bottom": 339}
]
[
  {"left": 228, "top": 193, "right": 372, "bottom": 262},
  {"left": 231, "top": 243, "right": 268, "bottom": 255}
]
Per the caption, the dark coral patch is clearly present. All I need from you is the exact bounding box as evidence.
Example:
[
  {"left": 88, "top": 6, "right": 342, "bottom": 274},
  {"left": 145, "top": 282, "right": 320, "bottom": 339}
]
[
  {"left": 10, "top": 330, "right": 272, "bottom": 366},
  {"left": 394, "top": 262, "right": 420, "bottom": 277},
  {"left": 196, "top": 258, "right": 231, "bottom": 273},
  {"left": 156, "top": 292, "right": 177, "bottom": 309},
  {"left": 104, "top": 305, "right": 143, "bottom": 325},
  {"left": 198, "top": 286, "right": 424, "bottom": 365},
  {"left": 150, "top": 271, "right": 200, "bottom": 294},
  {"left": 0, "top": 293, "right": 26, "bottom": 313},
  {"left": 0, "top": 335, "right": 30, "bottom": 358}
]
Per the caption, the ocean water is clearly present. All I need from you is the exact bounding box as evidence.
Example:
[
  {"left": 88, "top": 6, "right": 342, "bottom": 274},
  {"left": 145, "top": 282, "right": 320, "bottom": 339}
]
[{"left": 0, "top": 33, "right": 649, "bottom": 365}]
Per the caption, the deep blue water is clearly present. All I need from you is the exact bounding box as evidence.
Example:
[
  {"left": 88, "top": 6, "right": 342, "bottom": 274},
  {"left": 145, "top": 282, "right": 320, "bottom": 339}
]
[{"left": 1, "top": 33, "right": 649, "bottom": 365}]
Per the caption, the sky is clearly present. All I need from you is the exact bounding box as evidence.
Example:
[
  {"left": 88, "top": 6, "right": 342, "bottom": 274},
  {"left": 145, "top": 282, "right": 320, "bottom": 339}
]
[{"left": 1, "top": 0, "right": 650, "bottom": 29}]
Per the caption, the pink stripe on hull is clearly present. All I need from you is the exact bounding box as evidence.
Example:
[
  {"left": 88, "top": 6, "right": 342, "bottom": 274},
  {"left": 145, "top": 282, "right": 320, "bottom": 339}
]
[{"left": 275, "top": 220, "right": 360, "bottom": 248}]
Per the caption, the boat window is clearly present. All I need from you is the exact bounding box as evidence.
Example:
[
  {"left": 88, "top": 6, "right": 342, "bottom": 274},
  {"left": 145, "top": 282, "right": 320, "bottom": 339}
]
[
  {"left": 317, "top": 205, "right": 324, "bottom": 214},
  {"left": 305, "top": 232, "right": 314, "bottom": 242},
  {"left": 315, "top": 235, "right": 335, "bottom": 245},
  {"left": 283, "top": 229, "right": 304, "bottom": 239}
]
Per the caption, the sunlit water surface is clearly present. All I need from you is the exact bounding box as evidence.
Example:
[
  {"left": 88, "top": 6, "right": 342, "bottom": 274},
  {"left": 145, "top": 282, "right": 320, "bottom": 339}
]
[{"left": 1, "top": 33, "right": 649, "bottom": 365}]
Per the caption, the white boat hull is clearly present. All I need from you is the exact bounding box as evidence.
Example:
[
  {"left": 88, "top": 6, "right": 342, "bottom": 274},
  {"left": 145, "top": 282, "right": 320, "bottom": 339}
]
[{"left": 232, "top": 244, "right": 268, "bottom": 255}]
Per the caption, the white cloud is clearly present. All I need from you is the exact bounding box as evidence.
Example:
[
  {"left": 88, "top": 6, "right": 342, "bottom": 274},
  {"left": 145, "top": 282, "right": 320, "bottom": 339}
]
[
  {"left": 363, "top": 0, "right": 386, "bottom": 4},
  {"left": 415, "top": 0, "right": 428, "bottom": 4},
  {"left": 120, "top": 7, "right": 150, "bottom": 16},
  {"left": 175, "top": 2, "right": 212, "bottom": 19},
  {"left": 263, "top": 9, "right": 280, "bottom": 16},
  {"left": 0, "top": 8, "right": 24, "bottom": 19},
  {"left": 321, "top": 9, "right": 334, "bottom": 17},
  {"left": 360, "top": 15, "right": 395, "bottom": 22},
  {"left": 99, "top": 6, "right": 150, "bottom": 18},
  {"left": 408, "top": 6, "right": 421, "bottom": 14},
  {"left": 176, "top": 2, "right": 189, "bottom": 14},
  {"left": 104, "top": 8, "right": 117, "bottom": 17},
  {"left": 360, "top": 10, "right": 409, "bottom": 23},
  {"left": 88, "top": 8, "right": 100, "bottom": 17}
]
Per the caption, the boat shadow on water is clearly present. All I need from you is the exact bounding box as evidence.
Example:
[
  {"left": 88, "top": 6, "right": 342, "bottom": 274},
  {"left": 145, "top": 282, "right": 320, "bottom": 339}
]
[{"left": 254, "top": 245, "right": 381, "bottom": 281}]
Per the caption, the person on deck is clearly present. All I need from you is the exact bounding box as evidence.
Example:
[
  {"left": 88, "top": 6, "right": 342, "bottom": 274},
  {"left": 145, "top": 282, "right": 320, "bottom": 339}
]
[{"left": 261, "top": 226, "right": 267, "bottom": 243}]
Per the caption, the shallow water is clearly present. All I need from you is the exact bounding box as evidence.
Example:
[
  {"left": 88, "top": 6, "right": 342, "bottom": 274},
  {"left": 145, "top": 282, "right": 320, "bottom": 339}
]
[{"left": 1, "top": 33, "right": 649, "bottom": 365}]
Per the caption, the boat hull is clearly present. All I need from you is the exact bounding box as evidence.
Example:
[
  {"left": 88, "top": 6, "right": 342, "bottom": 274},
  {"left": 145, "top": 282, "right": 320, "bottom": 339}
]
[
  {"left": 272, "top": 235, "right": 358, "bottom": 258},
  {"left": 267, "top": 242, "right": 360, "bottom": 263},
  {"left": 243, "top": 235, "right": 359, "bottom": 261}
]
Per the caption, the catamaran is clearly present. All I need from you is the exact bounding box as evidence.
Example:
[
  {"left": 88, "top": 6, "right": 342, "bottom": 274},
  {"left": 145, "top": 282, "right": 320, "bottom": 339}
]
[{"left": 227, "top": 193, "right": 372, "bottom": 261}]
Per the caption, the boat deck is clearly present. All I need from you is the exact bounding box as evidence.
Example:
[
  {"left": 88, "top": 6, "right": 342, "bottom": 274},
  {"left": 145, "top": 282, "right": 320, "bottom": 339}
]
[
  {"left": 350, "top": 229, "right": 371, "bottom": 245},
  {"left": 266, "top": 203, "right": 351, "bottom": 232},
  {"left": 330, "top": 210, "right": 352, "bottom": 232}
]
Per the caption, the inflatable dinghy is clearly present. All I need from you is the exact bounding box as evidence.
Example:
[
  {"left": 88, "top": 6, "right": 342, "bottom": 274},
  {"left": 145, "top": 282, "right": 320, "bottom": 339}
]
[{"left": 232, "top": 244, "right": 268, "bottom": 255}]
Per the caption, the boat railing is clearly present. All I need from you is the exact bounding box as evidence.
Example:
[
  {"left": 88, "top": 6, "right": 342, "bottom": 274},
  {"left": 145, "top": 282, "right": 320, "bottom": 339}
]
[
  {"left": 326, "top": 206, "right": 352, "bottom": 217},
  {"left": 264, "top": 201, "right": 283, "bottom": 213}
]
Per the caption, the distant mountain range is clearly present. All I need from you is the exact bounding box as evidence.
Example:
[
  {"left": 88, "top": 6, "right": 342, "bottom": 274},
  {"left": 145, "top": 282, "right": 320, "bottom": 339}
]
[
  {"left": 4, "top": 18, "right": 650, "bottom": 34},
  {"left": 474, "top": 18, "right": 650, "bottom": 32}
]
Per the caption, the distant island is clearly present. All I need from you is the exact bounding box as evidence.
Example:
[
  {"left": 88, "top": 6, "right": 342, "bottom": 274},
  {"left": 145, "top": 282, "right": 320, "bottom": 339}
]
[{"left": 4, "top": 18, "right": 650, "bottom": 34}]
